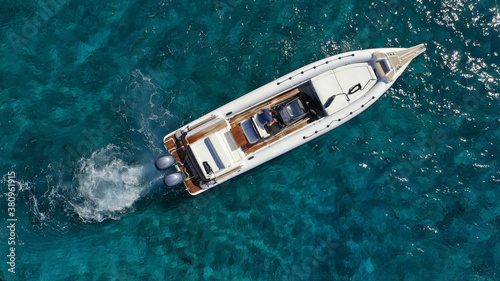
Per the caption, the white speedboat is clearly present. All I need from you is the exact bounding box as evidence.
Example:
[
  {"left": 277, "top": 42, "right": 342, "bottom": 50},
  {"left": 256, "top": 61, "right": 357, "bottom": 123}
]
[{"left": 155, "top": 44, "right": 426, "bottom": 195}]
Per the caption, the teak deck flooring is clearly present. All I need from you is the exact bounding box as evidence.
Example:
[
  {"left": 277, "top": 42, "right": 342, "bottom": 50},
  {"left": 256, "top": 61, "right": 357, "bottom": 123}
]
[
  {"left": 229, "top": 88, "right": 300, "bottom": 125},
  {"left": 164, "top": 86, "right": 307, "bottom": 194}
]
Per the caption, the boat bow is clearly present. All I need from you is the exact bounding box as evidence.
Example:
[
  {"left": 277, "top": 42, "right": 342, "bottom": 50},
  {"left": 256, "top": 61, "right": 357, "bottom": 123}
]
[
  {"left": 374, "top": 44, "right": 426, "bottom": 82},
  {"left": 157, "top": 44, "right": 426, "bottom": 195}
]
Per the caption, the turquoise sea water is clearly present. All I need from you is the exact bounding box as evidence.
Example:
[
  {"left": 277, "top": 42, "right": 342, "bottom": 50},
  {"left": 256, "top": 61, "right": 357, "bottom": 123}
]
[{"left": 1, "top": 0, "right": 499, "bottom": 280}]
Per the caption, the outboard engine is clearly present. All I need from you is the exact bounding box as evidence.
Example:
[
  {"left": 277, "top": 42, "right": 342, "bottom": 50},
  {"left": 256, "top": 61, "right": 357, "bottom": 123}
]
[
  {"left": 154, "top": 154, "right": 176, "bottom": 171},
  {"left": 163, "top": 171, "right": 185, "bottom": 188}
]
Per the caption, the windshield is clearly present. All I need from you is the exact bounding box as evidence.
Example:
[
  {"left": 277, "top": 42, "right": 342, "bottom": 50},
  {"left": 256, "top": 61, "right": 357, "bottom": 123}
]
[
  {"left": 278, "top": 98, "right": 306, "bottom": 124},
  {"left": 287, "top": 100, "right": 303, "bottom": 118}
]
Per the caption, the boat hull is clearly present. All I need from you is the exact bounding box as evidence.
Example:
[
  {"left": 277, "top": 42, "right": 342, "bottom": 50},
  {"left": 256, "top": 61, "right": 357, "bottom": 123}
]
[{"left": 161, "top": 45, "right": 426, "bottom": 195}]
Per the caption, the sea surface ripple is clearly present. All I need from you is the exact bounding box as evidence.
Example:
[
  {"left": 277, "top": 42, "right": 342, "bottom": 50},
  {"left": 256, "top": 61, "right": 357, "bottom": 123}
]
[{"left": 0, "top": 0, "right": 499, "bottom": 280}]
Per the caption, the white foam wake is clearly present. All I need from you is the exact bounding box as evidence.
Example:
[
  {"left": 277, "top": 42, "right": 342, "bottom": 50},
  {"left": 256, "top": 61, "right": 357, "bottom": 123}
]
[{"left": 68, "top": 145, "right": 148, "bottom": 223}]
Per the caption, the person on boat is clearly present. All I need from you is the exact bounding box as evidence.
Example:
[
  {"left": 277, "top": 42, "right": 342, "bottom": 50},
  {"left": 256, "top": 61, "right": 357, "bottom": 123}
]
[
  {"left": 258, "top": 108, "right": 276, "bottom": 127},
  {"left": 258, "top": 108, "right": 280, "bottom": 135}
]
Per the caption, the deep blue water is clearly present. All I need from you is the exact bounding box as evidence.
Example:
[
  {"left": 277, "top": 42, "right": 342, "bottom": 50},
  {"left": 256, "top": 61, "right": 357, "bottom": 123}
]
[{"left": 1, "top": 0, "right": 499, "bottom": 280}]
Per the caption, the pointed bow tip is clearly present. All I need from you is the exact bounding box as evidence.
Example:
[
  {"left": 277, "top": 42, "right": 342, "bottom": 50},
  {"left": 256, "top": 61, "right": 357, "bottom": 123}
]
[
  {"left": 411, "top": 43, "right": 427, "bottom": 54},
  {"left": 414, "top": 43, "right": 426, "bottom": 49}
]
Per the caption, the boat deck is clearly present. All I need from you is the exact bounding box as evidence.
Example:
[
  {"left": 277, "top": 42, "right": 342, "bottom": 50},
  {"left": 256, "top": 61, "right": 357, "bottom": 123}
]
[
  {"left": 164, "top": 86, "right": 309, "bottom": 194},
  {"left": 228, "top": 87, "right": 311, "bottom": 153}
]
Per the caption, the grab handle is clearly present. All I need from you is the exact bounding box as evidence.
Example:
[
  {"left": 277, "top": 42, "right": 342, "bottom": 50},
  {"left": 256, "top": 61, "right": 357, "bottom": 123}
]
[{"left": 348, "top": 83, "right": 362, "bottom": 95}]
